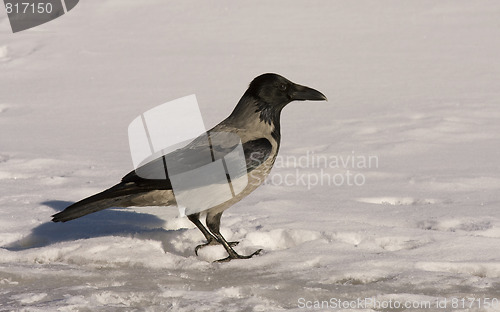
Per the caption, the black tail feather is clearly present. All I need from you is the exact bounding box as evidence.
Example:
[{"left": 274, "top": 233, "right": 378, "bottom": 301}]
[{"left": 51, "top": 183, "right": 132, "bottom": 222}]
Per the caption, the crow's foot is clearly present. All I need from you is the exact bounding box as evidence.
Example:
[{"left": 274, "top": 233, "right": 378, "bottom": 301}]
[{"left": 214, "top": 248, "right": 262, "bottom": 263}]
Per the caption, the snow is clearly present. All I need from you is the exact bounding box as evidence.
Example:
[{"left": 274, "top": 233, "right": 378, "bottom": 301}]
[{"left": 1, "top": 0, "right": 500, "bottom": 311}]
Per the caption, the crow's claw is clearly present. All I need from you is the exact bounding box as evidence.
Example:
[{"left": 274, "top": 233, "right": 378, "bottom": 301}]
[{"left": 214, "top": 248, "right": 262, "bottom": 263}]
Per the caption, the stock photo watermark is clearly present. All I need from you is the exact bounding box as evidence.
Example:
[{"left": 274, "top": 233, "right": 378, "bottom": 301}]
[
  {"left": 257, "top": 151, "right": 379, "bottom": 189},
  {"left": 3, "top": 0, "right": 79, "bottom": 33},
  {"left": 297, "top": 296, "right": 500, "bottom": 310}
]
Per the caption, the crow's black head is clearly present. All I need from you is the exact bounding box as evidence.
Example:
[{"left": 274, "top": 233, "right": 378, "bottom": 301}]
[
  {"left": 228, "top": 73, "right": 327, "bottom": 141},
  {"left": 246, "top": 73, "right": 327, "bottom": 109},
  {"left": 241, "top": 73, "right": 327, "bottom": 128}
]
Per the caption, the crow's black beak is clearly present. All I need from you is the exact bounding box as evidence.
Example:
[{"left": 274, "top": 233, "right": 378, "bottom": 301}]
[{"left": 290, "top": 84, "right": 327, "bottom": 101}]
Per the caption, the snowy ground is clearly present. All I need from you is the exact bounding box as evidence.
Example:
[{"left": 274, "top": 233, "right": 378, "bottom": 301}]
[{"left": 1, "top": 1, "right": 500, "bottom": 311}]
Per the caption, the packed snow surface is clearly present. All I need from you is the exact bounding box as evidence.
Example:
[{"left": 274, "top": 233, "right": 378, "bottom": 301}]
[{"left": 1, "top": 1, "right": 500, "bottom": 311}]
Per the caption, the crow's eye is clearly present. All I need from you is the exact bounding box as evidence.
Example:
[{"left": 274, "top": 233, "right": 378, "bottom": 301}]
[{"left": 278, "top": 83, "right": 287, "bottom": 91}]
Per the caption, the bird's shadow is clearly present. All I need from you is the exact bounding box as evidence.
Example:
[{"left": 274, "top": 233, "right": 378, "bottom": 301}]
[{"left": 3, "top": 200, "right": 192, "bottom": 256}]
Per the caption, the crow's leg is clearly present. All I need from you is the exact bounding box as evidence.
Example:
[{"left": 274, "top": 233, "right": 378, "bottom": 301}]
[
  {"left": 206, "top": 212, "right": 262, "bottom": 262},
  {"left": 187, "top": 213, "right": 219, "bottom": 256},
  {"left": 187, "top": 213, "right": 238, "bottom": 255},
  {"left": 205, "top": 212, "right": 239, "bottom": 247}
]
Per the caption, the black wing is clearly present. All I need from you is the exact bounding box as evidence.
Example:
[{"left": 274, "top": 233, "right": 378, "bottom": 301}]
[{"left": 122, "top": 134, "right": 273, "bottom": 189}]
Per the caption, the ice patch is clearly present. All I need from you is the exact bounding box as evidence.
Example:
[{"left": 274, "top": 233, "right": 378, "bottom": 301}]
[{"left": 356, "top": 196, "right": 438, "bottom": 206}]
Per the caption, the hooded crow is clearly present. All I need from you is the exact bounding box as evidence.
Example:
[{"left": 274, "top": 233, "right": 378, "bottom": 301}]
[{"left": 52, "top": 73, "right": 327, "bottom": 262}]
